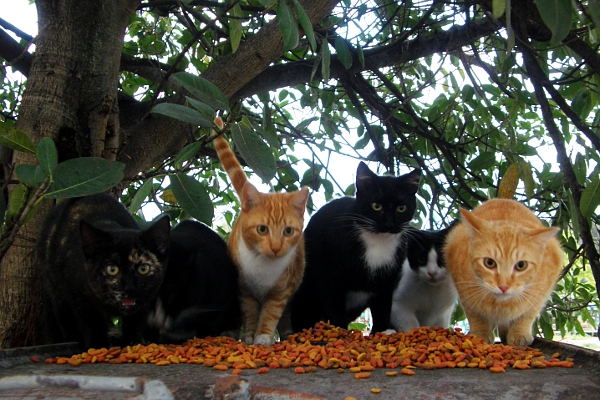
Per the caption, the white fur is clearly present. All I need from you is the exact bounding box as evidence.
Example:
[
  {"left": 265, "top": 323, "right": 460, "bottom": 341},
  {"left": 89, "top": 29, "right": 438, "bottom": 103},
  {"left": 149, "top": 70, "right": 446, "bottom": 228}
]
[
  {"left": 390, "top": 248, "right": 458, "bottom": 332},
  {"left": 359, "top": 229, "right": 402, "bottom": 270},
  {"left": 236, "top": 237, "right": 294, "bottom": 300}
]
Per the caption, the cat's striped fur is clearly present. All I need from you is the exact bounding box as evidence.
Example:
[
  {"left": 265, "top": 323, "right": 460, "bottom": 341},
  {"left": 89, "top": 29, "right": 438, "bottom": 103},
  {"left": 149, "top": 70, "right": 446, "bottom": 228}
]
[{"left": 213, "top": 117, "right": 308, "bottom": 345}]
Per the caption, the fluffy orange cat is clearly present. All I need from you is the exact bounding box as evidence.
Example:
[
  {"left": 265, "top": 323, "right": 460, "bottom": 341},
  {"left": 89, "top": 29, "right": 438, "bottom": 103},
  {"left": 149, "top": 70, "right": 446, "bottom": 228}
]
[
  {"left": 444, "top": 198, "right": 563, "bottom": 346},
  {"left": 212, "top": 117, "right": 308, "bottom": 346}
]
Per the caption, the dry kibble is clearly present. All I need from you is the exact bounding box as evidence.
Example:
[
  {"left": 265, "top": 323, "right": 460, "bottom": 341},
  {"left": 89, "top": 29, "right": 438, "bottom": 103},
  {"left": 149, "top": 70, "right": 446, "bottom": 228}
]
[
  {"left": 40, "top": 322, "right": 575, "bottom": 376},
  {"left": 370, "top": 388, "right": 382, "bottom": 394}
]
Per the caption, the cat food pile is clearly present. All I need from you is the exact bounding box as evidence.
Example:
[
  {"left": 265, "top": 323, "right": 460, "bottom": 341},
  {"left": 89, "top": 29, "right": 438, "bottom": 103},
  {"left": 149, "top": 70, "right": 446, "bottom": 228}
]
[{"left": 40, "top": 322, "right": 575, "bottom": 375}]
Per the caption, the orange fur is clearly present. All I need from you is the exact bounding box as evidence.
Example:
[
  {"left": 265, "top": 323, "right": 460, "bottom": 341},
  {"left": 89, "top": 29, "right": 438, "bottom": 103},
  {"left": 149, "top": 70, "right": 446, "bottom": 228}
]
[
  {"left": 213, "top": 117, "right": 308, "bottom": 345},
  {"left": 444, "top": 198, "right": 563, "bottom": 346}
]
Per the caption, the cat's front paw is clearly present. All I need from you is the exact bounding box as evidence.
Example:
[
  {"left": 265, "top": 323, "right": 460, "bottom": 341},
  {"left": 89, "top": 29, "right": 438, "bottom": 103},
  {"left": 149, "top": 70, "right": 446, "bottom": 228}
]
[
  {"left": 253, "top": 334, "right": 276, "bottom": 346},
  {"left": 469, "top": 329, "right": 496, "bottom": 344},
  {"left": 506, "top": 331, "right": 533, "bottom": 346},
  {"left": 241, "top": 332, "right": 255, "bottom": 345}
]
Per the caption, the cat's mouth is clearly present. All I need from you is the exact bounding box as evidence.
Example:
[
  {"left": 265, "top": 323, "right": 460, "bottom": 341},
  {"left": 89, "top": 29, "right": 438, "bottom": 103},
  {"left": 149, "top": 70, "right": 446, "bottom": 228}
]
[{"left": 122, "top": 298, "right": 137, "bottom": 308}]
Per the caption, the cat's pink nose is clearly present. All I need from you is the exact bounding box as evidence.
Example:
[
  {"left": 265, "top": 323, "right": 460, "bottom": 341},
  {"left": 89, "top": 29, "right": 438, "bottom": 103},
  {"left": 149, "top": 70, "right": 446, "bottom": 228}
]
[
  {"left": 428, "top": 272, "right": 437, "bottom": 279},
  {"left": 498, "top": 285, "right": 509, "bottom": 293}
]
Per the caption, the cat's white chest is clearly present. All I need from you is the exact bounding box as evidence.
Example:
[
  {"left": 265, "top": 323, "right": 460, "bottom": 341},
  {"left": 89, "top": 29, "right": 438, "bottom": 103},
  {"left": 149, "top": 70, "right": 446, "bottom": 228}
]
[
  {"left": 236, "top": 237, "right": 292, "bottom": 299},
  {"left": 359, "top": 229, "right": 402, "bottom": 270}
]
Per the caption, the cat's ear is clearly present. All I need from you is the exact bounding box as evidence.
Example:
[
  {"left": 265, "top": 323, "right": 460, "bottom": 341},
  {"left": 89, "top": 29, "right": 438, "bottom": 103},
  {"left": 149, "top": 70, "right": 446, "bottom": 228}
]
[
  {"left": 459, "top": 208, "right": 487, "bottom": 235},
  {"left": 241, "top": 182, "right": 261, "bottom": 211},
  {"left": 356, "top": 162, "right": 378, "bottom": 193},
  {"left": 290, "top": 187, "right": 309, "bottom": 217},
  {"left": 400, "top": 169, "right": 421, "bottom": 195},
  {"left": 528, "top": 226, "right": 560, "bottom": 247},
  {"left": 143, "top": 216, "right": 171, "bottom": 257},
  {"left": 80, "top": 221, "right": 111, "bottom": 257}
]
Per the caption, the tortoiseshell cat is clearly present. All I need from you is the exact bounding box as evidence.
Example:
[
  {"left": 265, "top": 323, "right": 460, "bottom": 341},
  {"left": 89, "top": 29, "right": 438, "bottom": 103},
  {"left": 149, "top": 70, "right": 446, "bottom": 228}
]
[
  {"left": 213, "top": 117, "right": 309, "bottom": 345},
  {"left": 291, "top": 162, "right": 421, "bottom": 333},
  {"left": 146, "top": 219, "right": 241, "bottom": 343},
  {"left": 37, "top": 193, "right": 170, "bottom": 348},
  {"left": 444, "top": 198, "right": 563, "bottom": 345}
]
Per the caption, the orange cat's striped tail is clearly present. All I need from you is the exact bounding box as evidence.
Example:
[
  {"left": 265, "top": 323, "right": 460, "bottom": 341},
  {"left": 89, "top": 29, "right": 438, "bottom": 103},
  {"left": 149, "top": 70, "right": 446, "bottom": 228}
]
[{"left": 213, "top": 117, "right": 248, "bottom": 196}]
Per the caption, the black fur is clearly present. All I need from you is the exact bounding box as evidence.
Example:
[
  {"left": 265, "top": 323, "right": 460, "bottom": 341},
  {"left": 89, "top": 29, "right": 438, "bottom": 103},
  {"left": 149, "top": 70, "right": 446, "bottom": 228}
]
[
  {"left": 291, "top": 162, "right": 420, "bottom": 333},
  {"left": 145, "top": 220, "right": 241, "bottom": 343},
  {"left": 37, "top": 193, "right": 170, "bottom": 348}
]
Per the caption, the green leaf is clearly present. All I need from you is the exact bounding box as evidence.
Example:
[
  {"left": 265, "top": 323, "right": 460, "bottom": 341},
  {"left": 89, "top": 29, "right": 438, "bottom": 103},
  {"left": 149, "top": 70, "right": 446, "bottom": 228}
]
[
  {"left": 0, "top": 122, "right": 36, "bottom": 154},
  {"left": 468, "top": 152, "right": 497, "bottom": 170},
  {"left": 571, "top": 89, "right": 593, "bottom": 119},
  {"left": 258, "top": 0, "right": 277, "bottom": 6},
  {"left": 580, "top": 178, "right": 600, "bottom": 219},
  {"left": 128, "top": 179, "right": 153, "bottom": 214},
  {"left": 173, "top": 142, "right": 203, "bottom": 168},
  {"left": 229, "top": 4, "right": 243, "bottom": 53},
  {"left": 356, "top": 43, "right": 365, "bottom": 68},
  {"left": 6, "top": 183, "right": 28, "bottom": 224},
  {"left": 185, "top": 96, "right": 216, "bottom": 118},
  {"left": 277, "top": 0, "right": 299, "bottom": 52},
  {"left": 334, "top": 37, "right": 353, "bottom": 69},
  {"left": 170, "top": 173, "right": 214, "bottom": 225},
  {"left": 171, "top": 72, "right": 230, "bottom": 111},
  {"left": 150, "top": 103, "right": 213, "bottom": 127},
  {"left": 230, "top": 121, "right": 277, "bottom": 183},
  {"left": 321, "top": 36, "right": 331, "bottom": 81},
  {"left": 293, "top": 0, "right": 316, "bottom": 52},
  {"left": 534, "top": 0, "right": 573, "bottom": 44},
  {"left": 45, "top": 158, "right": 125, "bottom": 199},
  {"left": 492, "top": 0, "right": 505, "bottom": 18},
  {"left": 518, "top": 158, "right": 535, "bottom": 199},
  {"left": 37, "top": 137, "right": 58, "bottom": 176},
  {"left": 15, "top": 164, "right": 46, "bottom": 188}
]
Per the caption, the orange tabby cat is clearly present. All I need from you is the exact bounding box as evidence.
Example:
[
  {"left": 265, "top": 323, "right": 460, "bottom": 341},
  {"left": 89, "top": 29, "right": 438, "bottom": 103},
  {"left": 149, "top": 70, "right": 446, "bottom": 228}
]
[
  {"left": 444, "top": 198, "right": 563, "bottom": 346},
  {"left": 212, "top": 117, "right": 308, "bottom": 345}
]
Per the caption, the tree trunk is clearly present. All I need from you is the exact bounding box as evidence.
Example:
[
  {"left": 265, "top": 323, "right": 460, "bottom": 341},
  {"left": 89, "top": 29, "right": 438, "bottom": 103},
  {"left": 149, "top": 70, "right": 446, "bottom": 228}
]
[{"left": 0, "top": 0, "right": 139, "bottom": 348}]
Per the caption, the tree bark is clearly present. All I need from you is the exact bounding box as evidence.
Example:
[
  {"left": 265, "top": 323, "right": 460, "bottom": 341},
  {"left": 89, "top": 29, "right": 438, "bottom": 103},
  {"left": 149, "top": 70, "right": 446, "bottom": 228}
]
[
  {"left": 0, "top": 0, "right": 140, "bottom": 348},
  {"left": 118, "top": 0, "right": 342, "bottom": 179}
]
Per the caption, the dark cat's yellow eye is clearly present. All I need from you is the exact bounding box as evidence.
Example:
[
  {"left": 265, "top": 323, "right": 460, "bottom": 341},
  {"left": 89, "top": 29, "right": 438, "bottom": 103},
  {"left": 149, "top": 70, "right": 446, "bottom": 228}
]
[
  {"left": 514, "top": 261, "right": 528, "bottom": 271},
  {"left": 106, "top": 265, "right": 119, "bottom": 276},
  {"left": 396, "top": 205, "right": 407, "bottom": 213},
  {"left": 483, "top": 258, "right": 496, "bottom": 269},
  {"left": 372, "top": 203, "right": 383, "bottom": 211},
  {"left": 138, "top": 264, "right": 151, "bottom": 275},
  {"left": 257, "top": 225, "right": 269, "bottom": 235},
  {"left": 283, "top": 227, "right": 294, "bottom": 237}
]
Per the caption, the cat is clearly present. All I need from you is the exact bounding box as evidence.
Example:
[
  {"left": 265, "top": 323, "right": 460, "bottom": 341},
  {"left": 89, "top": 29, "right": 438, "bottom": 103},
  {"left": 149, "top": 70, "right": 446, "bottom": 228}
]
[
  {"left": 389, "top": 227, "right": 458, "bottom": 332},
  {"left": 213, "top": 116, "right": 309, "bottom": 346},
  {"left": 37, "top": 193, "right": 170, "bottom": 349},
  {"left": 145, "top": 219, "right": 241, "bottom": 343},
  {"left": 290, "top": 161, "right": 421, "bottom": 333},
  {"left": 443, "top": 198, "right": 563, "bottom": 346}
]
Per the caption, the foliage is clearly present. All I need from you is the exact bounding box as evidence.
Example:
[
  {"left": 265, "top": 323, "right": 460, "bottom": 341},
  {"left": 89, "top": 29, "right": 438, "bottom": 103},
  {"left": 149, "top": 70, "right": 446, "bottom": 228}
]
[{"left": 1, "top": 0, "right": 600, "bottom": 341}]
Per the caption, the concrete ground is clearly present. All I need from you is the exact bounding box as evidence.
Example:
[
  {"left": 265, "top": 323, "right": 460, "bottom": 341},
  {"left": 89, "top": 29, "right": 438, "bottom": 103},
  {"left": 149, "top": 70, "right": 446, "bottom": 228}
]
[{"left": 0, "top": 339, "right": 598, "bottom": 399}]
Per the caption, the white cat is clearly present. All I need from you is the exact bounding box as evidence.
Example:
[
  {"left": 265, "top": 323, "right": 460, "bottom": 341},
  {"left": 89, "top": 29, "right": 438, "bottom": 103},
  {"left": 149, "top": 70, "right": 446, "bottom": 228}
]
[{"left": 390, "top": 228, "right": 458, "bottom": 332}]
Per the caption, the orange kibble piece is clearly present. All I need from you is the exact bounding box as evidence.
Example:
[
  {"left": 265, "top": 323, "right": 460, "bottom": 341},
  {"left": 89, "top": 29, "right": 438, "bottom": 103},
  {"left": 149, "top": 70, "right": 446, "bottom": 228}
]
[
  {"left": 354, "top": 372, "right": 371, "bottom": 379},
  {"left": 370, "top": 388, "right": 382, "bottom": 394},
  {"left": 294, "top": 367, "right": 306, "bottom": 374},
  {"left": 213, "top": 364, "right": 228, "bottom": 371},
  {"left": 256, "top": 367, "right": 269, "bottom": 374},
  {"left": 385, "top": 371, "right": 398, "bottom": 377},
  {"left": 401, "top": 368, "right": 416, "bottom": 375},
  {"left": 489, "top": 366, "right": 505, "bottom": 373}
]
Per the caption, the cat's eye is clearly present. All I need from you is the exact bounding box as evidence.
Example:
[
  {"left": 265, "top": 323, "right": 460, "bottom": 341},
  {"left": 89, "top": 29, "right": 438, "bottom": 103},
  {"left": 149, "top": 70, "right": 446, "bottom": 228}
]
[
  {"left": 257, "top": 225, "right": 269, "bottom": 235},
  {"left": 396, "top": 205, "right": 407, "bottom": 213},
  {"left": 283, "top": 227, "right": 294, "bottom": 237},
  {"left": 372, "top": 203, "right": 383, "bottom": 211},
  {"left": 106, "top": 265, "right": 119, "bottom": 276},
  {"left": 483, "top": 258, "right": 497, "bottom": 269},
  {"left": 138, "top": 264, "right": 151, "bottom": 275},
  {"left": 514, "top": 261, "right": 528, "bottom": 271}
]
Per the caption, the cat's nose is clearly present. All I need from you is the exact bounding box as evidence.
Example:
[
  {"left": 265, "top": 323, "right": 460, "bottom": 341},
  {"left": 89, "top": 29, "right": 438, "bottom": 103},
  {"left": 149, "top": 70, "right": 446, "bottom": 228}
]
[
  {"left": 498, "top": 285, "right": 509, "bottom": 293},
  {"left": 428, "top": 272, "right": 437, "bottom": 279}
]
